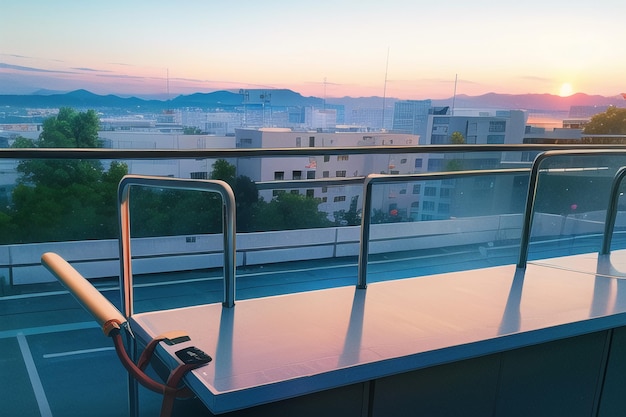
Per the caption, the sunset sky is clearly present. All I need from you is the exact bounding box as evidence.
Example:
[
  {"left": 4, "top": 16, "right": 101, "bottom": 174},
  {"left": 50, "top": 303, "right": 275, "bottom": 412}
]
[{"left": 1, "top": 0, "right": 625, "bottom": 100}]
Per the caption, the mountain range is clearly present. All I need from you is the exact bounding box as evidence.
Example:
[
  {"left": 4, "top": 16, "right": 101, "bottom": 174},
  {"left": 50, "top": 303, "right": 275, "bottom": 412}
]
[{"left": 1, "top": 89, "right": 625, "bottom": 113}]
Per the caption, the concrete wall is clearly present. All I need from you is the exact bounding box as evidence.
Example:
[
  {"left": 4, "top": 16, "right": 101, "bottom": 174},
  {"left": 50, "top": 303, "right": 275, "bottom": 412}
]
[{"left": 0, "top": 212, "right": 616, "bottom": 285}]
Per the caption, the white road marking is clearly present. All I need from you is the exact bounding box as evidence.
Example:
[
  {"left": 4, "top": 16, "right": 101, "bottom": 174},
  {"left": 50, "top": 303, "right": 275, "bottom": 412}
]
[
  {"left": 0, "top": 321, "right": 98, "bottom": 340},
  {"left": 43, "top": 346, "right": 115, "bottom": 359},
  {"left": 17, "top": 332, "right": 53, "bottom": 417}
]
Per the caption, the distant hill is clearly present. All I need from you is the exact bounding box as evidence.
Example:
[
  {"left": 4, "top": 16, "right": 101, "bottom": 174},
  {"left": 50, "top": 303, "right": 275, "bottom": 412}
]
[
  {"left": 0, "top": 89, "right": 624, "bottom": 113},
  {"left": 0, "top": 89, "right": 160, "bottom": 110},
  {"left": 0, "top": 88, "right": 324, "bottom": 110}
]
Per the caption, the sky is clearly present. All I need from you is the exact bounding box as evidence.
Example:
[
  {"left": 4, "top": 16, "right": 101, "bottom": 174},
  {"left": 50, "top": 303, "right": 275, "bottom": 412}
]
[{"left": 1, "top": 0, "right": 625, "bottom": 100}]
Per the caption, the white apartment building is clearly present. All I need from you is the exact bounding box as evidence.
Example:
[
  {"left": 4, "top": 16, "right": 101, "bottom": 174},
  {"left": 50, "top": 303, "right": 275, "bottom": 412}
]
[
  {"left": 98, "top": 131, "right": 236, "bottom": 178},
  {"left": 235, "top": 128, "right": 420, "bottom": 221},
  {"left": 415, "top": 108, "right": 528, "bottom": 220}
]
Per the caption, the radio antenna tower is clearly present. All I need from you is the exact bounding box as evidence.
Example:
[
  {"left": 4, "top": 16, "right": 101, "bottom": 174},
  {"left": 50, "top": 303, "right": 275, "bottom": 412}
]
[
  {"left": 451, "top": 73, "right": 458, "bottom": 116},
  {"left": 381, "top": 47, "right": 390, "bottom": 131}
]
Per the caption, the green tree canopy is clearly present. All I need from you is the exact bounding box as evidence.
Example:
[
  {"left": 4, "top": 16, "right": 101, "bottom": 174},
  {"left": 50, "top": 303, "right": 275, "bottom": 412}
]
[
  {"left": 450, "top": 131, "right": 465, "bottom": 144},
  {"left": 255, "top": 192, "right": 331, "bottom": 231},
  {"left": 583, "top": 106, "right": 626, "bottom": 135},
  {"left": 4, "top": 108, "right": 128, "bottom": 243},
  {"left": 210, "top": 159, "right": 236, "bottom": 187}
]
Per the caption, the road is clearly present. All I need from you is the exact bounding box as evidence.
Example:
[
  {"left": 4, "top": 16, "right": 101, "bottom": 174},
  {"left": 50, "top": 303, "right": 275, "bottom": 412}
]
[{"left": 0, "top": 234, "right": 617, "bottom": 416}]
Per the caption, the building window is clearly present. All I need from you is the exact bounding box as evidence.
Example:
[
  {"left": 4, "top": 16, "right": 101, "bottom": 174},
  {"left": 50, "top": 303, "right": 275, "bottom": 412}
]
[
  {"left": 274, "top": 171, "right": 284, "bottom": 181},
  {"left": 190, "top": 172, "right": 208, "bottom": 179},
  {"left": 322, "top": 187, "right": 328, "bottom": 193},
  {"left": 307, "top": 171, "right": 316, "bottom": 179},
  {"left": 322, "top": 171, "right": 330, "bottom": 178},
  {"left": 334, "top": 196, "right": 346, "bottom": 202},
  {"left": 424, "top": 186, "right": 437, "bottom": 196},
  {"left": 412, "top": 184, "right": 421, "bottom": 194},
  {"left": 240, "top": 138, "right": 252, "bottom": 146},
  {"left": 324, "top": 155, "right": 330, "bottom": 162},
  {"left": 440, "top": 188, "right": 451, "bottom": 198},
  {"left": 487, "top": 135, "right": 505, "bottom": 144},
  {"left": 309, "top": 136, "right": 315, "bottom": 147},
  {"left": 438, "top": 203, "right": 450, "bottom": 212},
  {"left": 336, "top": 170, "right": 346, "bottom": 177},
  {"left": 321, "top": 197, "right": 328, "bottom": 203},
  {"left": 291, "top": 190, "right": 299, "bottom": 195},
  {"left": 399, "top": 189, "right": 407, "bottom": 194},
  {"left": 427, "top": 159, "right": 444, "bottom": 171},
  {"left": 422, "top": 201, "right": 435, "bottom": 211},
  {"left": 414, "top": 159, "right": 423, "bottom": 169},
  {"left": 337, "top": 155, "right": 349, "bottom": 161},
  {"left": 400, "top": 158, "right": 407, "bottom": 164},
  {"left": 306, "top": 189, "right": 314, "bottom": 198},
  {"left": 431, "top": 135, "right": 448, "bottom": 144},
  {"left": 296, "top": 137, "right": 301, "bottom": 147},
  {"left": 273, "top": 190, "right": 285, "bottom": 197},
  {"left": 489, "top": 121, "right": 506, "bottom": 132},
  {"left": 292, "top": 170, "right": 302, "bottom": 180}
]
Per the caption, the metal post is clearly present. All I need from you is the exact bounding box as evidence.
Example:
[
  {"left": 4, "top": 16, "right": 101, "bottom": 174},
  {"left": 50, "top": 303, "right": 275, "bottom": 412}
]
[{"left": 601, "top": 166, "right": 626, "bottom": 255}]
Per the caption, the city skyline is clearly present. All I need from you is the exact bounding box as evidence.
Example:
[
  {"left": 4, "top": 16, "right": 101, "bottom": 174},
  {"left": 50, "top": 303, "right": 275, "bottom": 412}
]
[{"left": 1, "top": 1, "right": 625, "bottom": 100}]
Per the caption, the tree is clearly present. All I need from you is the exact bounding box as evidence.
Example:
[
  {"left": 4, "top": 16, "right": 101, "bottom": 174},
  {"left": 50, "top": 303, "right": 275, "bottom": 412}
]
[
  {"left": 210, "top": 159, "right": 236, "bottom": 187},
  {"left": 210, "top": 159, "right": 259, "bottom": 232},
  {"left": 5, "top": 108, "right": 128, "bottom": 243},
  {"left": 583, "top": 107, "right": 626, "bottom": 135},
  {"left": 450, "top": 131, "right": 465, "bottom": 144},
  {"left": 446, "top": 131, "right": 465, "bottom": 170},
  {"left": 183, "top": 126, "right": 203, "bottom": 135},
  {"left": 255, "top": 192, "right": 331, "bottom": 231},
  {"left": 233, "top": 175, "right": 259, "bottom": 232}
]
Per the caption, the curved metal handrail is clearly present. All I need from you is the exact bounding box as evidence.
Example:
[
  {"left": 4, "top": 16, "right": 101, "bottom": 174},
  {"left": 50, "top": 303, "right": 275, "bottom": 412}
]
[
  {"left": 601, "top": 166, "right": 626, "bottom": 255},
  {"left": 357, "top": 168, "right": 530, "bottom": 288},
  {"left": 3, "top": 143, "right": 626, "bottom": 160},
  {"left": 118, "top": 175, "right": 237, "bottom": 318},
  {"left": 517, "top": 149, "right": 626, "bottom": 268}
]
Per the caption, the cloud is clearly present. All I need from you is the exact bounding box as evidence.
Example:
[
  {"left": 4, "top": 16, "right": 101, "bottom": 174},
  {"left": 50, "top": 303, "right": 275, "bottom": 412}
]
[
  {"left": 72, "top": 67, "right": 113, "bottom": 73},
  {"left": 0, "top": 53, "right": 32, "bottom": 59},
  {"left": 95, "top": 73, "right": 152, "bottom": 80},
  {"left": 0, "top": 62, "right": 76, "bottom": 74}
]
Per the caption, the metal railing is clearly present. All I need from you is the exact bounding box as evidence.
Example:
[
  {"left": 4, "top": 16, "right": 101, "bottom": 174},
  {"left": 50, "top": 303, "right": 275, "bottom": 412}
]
[
  {"left": 3, "top": 143, "right": 626, "bottom": 161},
  {"left": 6, "top": 144, "right": 626, "bottom": 292},
  {"left": 602, "top": 166, "right": 626, "bottom": 255},
  {"left": 357, "top": 168, "right": 531, "bottom": 288},
  {"left": 118, "top": 175, "right": 237, "bottom": 318},
  {"left": 517, "top": 149, "right": 626, "bottom": 268}
]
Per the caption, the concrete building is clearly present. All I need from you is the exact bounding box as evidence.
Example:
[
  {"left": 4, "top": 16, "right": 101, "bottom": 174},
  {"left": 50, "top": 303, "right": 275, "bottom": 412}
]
[
  {"left": 414, "top": 108, "right": 529, "bottom": 221},
  {"left": 98, "top": 131, "right": 236, "bottom": 178},
  {"left": 392, "top": 99, "right": 432, "bottom": 140},
  {"left": 235, "top": 128, "right": 420, "bottom": 222}
]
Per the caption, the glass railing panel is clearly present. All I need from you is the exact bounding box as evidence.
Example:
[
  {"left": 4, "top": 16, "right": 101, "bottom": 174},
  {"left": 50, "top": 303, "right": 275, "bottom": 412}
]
[
  {"left": 523, "top": 153, "right": 626, "bottom": 263},
  {"left": 360, "top": 170, "right": 530, "bottom": 285}
]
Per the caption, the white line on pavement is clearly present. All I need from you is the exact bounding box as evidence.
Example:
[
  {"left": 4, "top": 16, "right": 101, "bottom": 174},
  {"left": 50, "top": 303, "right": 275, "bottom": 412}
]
[
  {"left": 17, "top": 332, "right": 53, "bottom": 417},
  {"left": 43, "top": 346, "right": 115, "bottom": 359}
]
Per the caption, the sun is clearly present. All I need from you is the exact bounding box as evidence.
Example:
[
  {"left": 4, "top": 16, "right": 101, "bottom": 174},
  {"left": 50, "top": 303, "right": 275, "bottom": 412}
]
[{"left": 559, "top": 83, "right": 574, "bottom": 97}]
